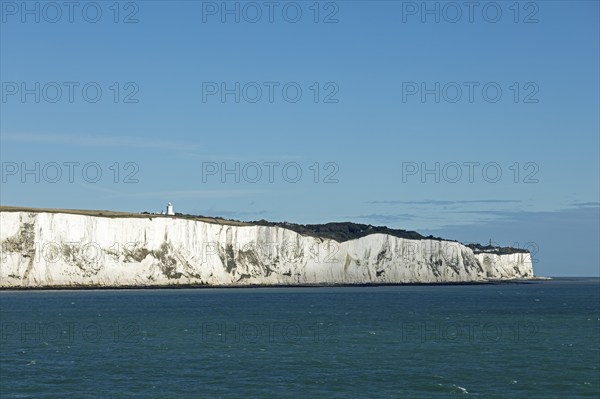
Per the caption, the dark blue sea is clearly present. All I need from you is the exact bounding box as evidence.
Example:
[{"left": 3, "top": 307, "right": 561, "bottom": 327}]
[{"left": 1, "top": 278, "right": 598, "bottom": 398}]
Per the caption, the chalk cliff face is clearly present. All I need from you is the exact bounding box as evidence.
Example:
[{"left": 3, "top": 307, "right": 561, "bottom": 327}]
[{"left": 0, "top": 211, "right": 534, "bottom": 288}]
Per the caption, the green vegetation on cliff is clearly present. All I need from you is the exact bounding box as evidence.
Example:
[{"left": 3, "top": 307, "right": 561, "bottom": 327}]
[{"left": 0, "top": 205, "right": 529, "bottom": 255}]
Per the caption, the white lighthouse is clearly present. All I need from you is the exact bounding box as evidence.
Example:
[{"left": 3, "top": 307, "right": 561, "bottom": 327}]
[{"left": 166, "top": 202, "right": 174, "bottom": 215}]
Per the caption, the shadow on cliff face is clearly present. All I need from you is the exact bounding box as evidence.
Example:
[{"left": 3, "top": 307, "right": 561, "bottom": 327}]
[{"left": 1, "top": 213, "right": 37, "bottom": 280}]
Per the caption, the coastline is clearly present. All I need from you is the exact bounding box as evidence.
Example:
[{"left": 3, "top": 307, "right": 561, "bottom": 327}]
[{"left": 0, "top": 278, "right": 550, "bottom": 291}]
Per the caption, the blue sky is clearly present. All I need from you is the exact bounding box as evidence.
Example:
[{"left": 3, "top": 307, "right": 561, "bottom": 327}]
[{"left": 1, "top": 0, "right": 598, "bottom": 276}]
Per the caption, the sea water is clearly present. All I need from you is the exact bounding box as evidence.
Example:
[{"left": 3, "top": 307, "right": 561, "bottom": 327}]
[{"left": 1, "top": 278, "right": 598, "bottom": 398}]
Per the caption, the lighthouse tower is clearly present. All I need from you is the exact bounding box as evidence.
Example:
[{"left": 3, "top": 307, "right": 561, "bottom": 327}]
[{"left": 166, "top": 202, "right": 174, "bottom": 215}]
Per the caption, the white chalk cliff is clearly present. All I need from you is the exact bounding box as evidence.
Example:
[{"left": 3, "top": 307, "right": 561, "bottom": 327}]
[{"left": 0, "top": 209, "right": 534, "bottom": 288}]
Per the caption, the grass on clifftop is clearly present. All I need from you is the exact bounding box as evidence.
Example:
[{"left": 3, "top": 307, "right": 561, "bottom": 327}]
[
  {"left": 0, "top": 205, "right": 251, "bottom": 226},
  {"left": 0, "top": 205, "right": 528, "bottom": 253}
]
